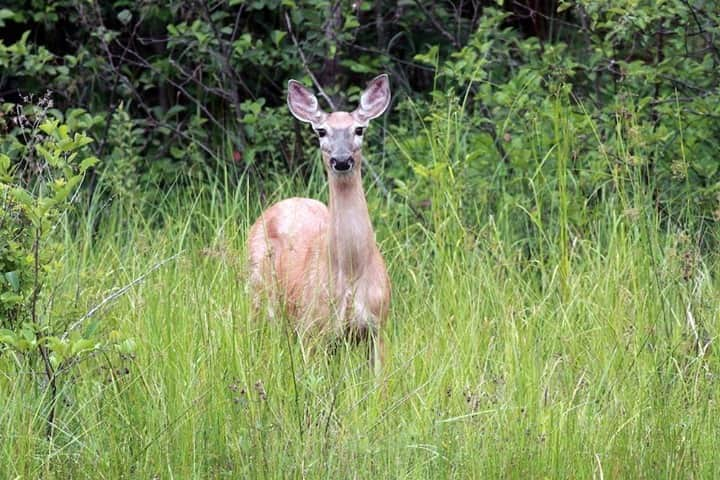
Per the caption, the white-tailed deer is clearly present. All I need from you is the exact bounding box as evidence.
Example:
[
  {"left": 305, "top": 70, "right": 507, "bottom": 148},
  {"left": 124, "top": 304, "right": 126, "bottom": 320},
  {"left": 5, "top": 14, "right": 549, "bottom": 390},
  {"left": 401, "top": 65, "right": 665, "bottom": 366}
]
[{"left": 247, "top": 74, "right": 391, "bottom": 367}]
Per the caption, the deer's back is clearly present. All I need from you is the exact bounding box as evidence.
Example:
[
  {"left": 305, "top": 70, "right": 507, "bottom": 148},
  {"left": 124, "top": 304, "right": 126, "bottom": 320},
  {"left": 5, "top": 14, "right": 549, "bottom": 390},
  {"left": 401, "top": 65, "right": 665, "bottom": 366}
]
[{"left": 247, "top": 197, "right": 331, "bottom": 322}]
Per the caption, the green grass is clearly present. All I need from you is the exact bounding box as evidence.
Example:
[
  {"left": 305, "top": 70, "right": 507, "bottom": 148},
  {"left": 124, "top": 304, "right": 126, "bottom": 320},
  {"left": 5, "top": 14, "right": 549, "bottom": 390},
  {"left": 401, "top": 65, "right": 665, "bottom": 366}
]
[{"left": 2, "top": 104, "right": 719, "bottom": 478}]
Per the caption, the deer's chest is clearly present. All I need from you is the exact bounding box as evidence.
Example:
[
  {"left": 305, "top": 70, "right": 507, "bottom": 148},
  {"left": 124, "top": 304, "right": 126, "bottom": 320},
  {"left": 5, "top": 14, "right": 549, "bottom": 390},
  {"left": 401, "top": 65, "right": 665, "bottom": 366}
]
[{"left": 334, "top": 271, "right": 386, "bottom": 335}]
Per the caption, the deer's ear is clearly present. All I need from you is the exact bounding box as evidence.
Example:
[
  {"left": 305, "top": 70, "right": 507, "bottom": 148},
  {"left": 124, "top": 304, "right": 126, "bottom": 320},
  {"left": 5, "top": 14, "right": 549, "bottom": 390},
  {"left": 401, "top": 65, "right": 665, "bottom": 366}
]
[
  {"left": 354, "top": 74, "right": 391, "bottom": 122},
  {"left": 287, "top": 80, "right": 326, "bottom": 124}
]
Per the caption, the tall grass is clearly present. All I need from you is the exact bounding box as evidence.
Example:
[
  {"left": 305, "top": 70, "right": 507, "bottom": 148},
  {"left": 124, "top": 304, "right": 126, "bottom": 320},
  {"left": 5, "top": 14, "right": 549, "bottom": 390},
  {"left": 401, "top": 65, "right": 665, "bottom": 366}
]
[{"left": 2, "top": 96, "right": 719, "bottom": 478}]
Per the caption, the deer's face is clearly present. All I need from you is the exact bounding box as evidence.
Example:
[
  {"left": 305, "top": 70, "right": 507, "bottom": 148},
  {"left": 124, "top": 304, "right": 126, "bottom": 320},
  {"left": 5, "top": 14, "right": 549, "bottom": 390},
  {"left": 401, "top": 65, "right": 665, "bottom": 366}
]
[
  {"left": 287, "top": 75, "right": 391, "bottom": 177},
  {"left": 312, "top": 112, "right": 366, "bottom": 175}
]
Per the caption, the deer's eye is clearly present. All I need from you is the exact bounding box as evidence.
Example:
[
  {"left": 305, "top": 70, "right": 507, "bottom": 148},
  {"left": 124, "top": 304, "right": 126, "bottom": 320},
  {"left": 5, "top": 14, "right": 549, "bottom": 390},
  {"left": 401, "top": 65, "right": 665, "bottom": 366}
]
[
  {"left": 355, "top": 127, "right": 364, "bottom": 136},
  {"left": 316, "top": 128, "right": 327, "bottom": 138}
]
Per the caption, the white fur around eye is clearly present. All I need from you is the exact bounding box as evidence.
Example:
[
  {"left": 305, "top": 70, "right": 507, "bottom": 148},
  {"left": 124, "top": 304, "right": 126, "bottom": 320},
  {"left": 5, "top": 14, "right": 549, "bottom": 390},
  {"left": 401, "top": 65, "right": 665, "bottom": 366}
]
[{"left": 353, "top": 134, "right": 364, "bottom": 150}]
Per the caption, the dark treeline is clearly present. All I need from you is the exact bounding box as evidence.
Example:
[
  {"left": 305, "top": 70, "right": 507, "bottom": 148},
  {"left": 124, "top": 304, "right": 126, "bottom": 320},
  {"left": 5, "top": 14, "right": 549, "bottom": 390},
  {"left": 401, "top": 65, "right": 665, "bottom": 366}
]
[{"left": 1, "top": 1, "right": 719, "bottom": 226}]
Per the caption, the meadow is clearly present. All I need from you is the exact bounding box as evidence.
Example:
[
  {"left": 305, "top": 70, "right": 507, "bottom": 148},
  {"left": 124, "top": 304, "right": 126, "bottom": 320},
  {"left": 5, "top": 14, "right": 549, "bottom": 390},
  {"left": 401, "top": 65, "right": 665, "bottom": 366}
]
[{"left": 2, "top": 98, "right": 719, "bottom": 478}]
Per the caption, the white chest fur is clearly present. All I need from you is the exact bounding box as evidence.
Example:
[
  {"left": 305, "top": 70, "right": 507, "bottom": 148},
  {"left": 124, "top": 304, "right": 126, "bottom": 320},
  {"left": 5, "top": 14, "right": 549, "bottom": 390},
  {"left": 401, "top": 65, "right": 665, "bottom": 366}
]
[{"left": 333, "top": 274, "right": 380, "bottom": 336}]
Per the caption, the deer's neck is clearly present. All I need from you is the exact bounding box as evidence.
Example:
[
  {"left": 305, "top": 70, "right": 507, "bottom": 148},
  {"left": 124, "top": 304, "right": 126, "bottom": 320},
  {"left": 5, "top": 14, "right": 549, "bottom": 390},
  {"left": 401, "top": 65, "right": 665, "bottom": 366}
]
[{"left": 327, "top": 168, "right": 375, "bottom": 280}]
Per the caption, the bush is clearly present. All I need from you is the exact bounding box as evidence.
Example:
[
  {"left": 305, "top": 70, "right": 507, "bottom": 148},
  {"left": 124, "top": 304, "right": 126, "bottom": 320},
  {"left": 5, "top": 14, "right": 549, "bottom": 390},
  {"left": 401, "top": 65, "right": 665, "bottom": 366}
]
[{"left": 0, "top": 96, "right": 133, "bottom": 437}]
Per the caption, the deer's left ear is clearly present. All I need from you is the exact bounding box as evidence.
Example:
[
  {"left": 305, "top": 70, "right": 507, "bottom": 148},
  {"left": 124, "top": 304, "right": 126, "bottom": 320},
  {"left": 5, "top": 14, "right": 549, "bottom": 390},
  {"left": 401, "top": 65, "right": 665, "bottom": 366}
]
[
  {"left": 287, "top": 80, "right": 327, "bottom": 124},
  {"left": 353, "top": 74, "right": 391, "bottom": 122}
]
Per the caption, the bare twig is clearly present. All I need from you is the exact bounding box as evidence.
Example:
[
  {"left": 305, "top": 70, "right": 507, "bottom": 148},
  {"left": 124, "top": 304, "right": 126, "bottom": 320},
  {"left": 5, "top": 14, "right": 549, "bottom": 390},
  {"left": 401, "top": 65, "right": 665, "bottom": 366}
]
[
  {"left": 284, "top": 12, "right": 336, "bottom": 110},
  {"left": 200, "top": 1, "right": 248, "bottom": 148},
  {"left": 63, "top": 253, "right": 182, "bottom": 339},
  {"left": 680, "top": 0, "right": 720, "bottom": 62},
  {"left": 338, "top": 40, "right": 435, "bottom": 72},
  {"left": 412, "top": 0, "right": 460, "bottom": 49},
  {"left": 85, "top": 5, "right": 145, "bottom": 207},
  {"left": 121, "top": 48, "right": 231, "bottom": 137},
  {"left": 320, "top": 1, "right": 342, "bottom": 85},
  {"left": 31, "top": 223, "right": 57, "bottom": 439}
]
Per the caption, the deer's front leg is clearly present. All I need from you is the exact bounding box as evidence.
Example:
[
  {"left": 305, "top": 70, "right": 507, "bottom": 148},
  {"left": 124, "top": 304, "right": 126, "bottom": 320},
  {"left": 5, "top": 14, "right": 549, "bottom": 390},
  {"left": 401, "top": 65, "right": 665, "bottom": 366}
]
[{"left": 370, "top": 331, "right": 385, "bottom": 376}]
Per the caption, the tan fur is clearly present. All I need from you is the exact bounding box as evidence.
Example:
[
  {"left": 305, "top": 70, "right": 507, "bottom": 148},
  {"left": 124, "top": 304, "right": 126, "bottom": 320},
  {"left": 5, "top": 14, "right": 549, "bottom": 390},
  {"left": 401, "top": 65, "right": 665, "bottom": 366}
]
[
  {"left": 325, "top": 111, "right": 354, "bottom": 129},
  {"left": 247, "top": 75, "right": 392, "bottom": 367}
]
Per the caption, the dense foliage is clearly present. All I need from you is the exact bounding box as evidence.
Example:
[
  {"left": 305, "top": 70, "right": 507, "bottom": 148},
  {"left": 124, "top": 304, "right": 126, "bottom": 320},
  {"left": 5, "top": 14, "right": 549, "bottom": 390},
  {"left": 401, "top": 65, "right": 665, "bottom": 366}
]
[{"left": 1, "top": 1, "right": 718, "bottom": 224}]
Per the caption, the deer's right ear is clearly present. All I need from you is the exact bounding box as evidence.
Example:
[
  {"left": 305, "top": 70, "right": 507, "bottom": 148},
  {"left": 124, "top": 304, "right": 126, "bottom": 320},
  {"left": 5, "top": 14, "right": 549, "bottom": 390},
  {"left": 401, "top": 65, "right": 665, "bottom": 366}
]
[
  {"left": 287, "top": 80, "right": 326, "bottom": 124},
  {"left": 354, "top": 74, "right": 391, "bottom": 122}
]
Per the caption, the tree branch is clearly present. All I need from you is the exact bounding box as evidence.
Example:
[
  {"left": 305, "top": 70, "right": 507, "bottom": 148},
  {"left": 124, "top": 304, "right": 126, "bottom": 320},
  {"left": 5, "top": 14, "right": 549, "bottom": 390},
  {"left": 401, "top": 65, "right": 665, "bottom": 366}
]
[
  {"left": 412, "top": 1, "right": 460, "bottom": 49},
  {"left": 284, "top": 12, "right": 336, "bottom": 110}
]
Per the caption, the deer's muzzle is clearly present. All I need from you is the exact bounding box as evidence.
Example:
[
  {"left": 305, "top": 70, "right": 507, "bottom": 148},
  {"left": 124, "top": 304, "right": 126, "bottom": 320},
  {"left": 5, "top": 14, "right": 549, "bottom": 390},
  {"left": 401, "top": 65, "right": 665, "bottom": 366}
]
[{"left": 330, "top": 156, "right": 354, "bottom": 173}]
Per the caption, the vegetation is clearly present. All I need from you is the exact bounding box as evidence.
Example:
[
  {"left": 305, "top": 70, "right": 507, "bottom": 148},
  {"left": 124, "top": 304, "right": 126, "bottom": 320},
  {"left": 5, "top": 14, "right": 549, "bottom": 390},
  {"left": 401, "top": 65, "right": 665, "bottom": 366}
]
[{"left": 1, "top": 1, "right": 719, "bottom": 477}]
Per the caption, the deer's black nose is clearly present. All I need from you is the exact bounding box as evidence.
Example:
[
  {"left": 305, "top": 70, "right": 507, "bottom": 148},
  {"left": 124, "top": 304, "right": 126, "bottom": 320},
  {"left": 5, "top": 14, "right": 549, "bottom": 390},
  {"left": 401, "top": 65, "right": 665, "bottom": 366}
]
[{"left": 330, "top": 156, "right": 354, "bottom": 172}]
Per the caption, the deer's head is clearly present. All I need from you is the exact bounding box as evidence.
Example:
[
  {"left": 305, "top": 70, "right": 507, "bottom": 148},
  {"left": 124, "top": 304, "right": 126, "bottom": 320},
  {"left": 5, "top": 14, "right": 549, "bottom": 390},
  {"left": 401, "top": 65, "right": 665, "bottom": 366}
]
[{"left": 287, "top": 74, "right": 391, "bottom": 177}]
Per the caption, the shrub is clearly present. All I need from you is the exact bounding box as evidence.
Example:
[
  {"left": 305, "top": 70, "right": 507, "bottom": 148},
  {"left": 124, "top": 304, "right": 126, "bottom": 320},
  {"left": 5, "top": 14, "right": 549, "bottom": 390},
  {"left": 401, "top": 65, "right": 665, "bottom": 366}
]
[{"left": 0, "top": 96, "right": 133, "bottom": 437}]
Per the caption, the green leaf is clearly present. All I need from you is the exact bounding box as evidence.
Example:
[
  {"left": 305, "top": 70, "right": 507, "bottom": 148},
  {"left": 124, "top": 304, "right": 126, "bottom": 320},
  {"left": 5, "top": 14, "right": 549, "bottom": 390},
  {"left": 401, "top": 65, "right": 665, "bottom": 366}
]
[
  {"left": 414, "top": 45, "right": 439, "bottom": 66},
  {"left": 58, "top": 124, "right": 70, "bottom": 140},
  {"left": 0, "top": 153, "right": 9, "bottom": 175},
  {"left": 117, "top": 9, "right": 132, "bottom": 26},
  {"left": 341, "top": 59, "right": 373, "bottom": 73},
  {"left": 693, "top": 156, "right": 719, "bottom": 178},
  {"left": 10, "top": 187, "right": 34, "bottom": 207},
  {"left": 164, "top": 105, "right": 186, "bottom": 118},
  {"left": 170, "top": 146, "right": 186, "bottom": 159},
  {"left": 0, "top": 9, "right": 16, "bottom": 28},
  {"left": 39, "top": 119, "right": 59, "bottom": 136},
  {"left": 4, "top": 271, "right": 20, "bottom": 291},
  {"left": 270, "top": 30, "right": 286, "bottom": 47},
  {"left": 70, "top": 338, "right": 99, "bottom": 356},
  {"left": 35, "top": 144, "right": 60, "bottom": 166},
  {"left": 343, "top": 15, "right": 360, "bottom": 30},
  {"left": 72, "top": 133, "right": 94, "bottom": 148},
  {"left": 20, "top": 323, "right": 36, "bottom": 344},
  {"left": 79, "top": 156, "right": 100, "bottom": 172},
  {"left": 0, "top": 292, "right": 23, "bottom": 306},
  {"left": 83, "top": 319, "right": 100, "bottom": 338},
  {"left": 0, "top": 330, "right": 19, "bottom": 350},
  {"left": 557, "top": 1, "right": 573, "bottom": 13},
  {"left": 46, "top": 336, "right": 69, "bottom": 362},
  {"left": 52, "top": 175, "right": 82, "bottom": 202}
]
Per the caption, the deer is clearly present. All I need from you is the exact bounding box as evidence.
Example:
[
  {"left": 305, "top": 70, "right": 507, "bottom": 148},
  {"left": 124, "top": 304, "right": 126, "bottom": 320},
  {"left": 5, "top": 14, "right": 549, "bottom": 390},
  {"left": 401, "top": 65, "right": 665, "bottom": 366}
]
[{"left": 247, "top": 74, "right": 392, "bottom": 369}]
